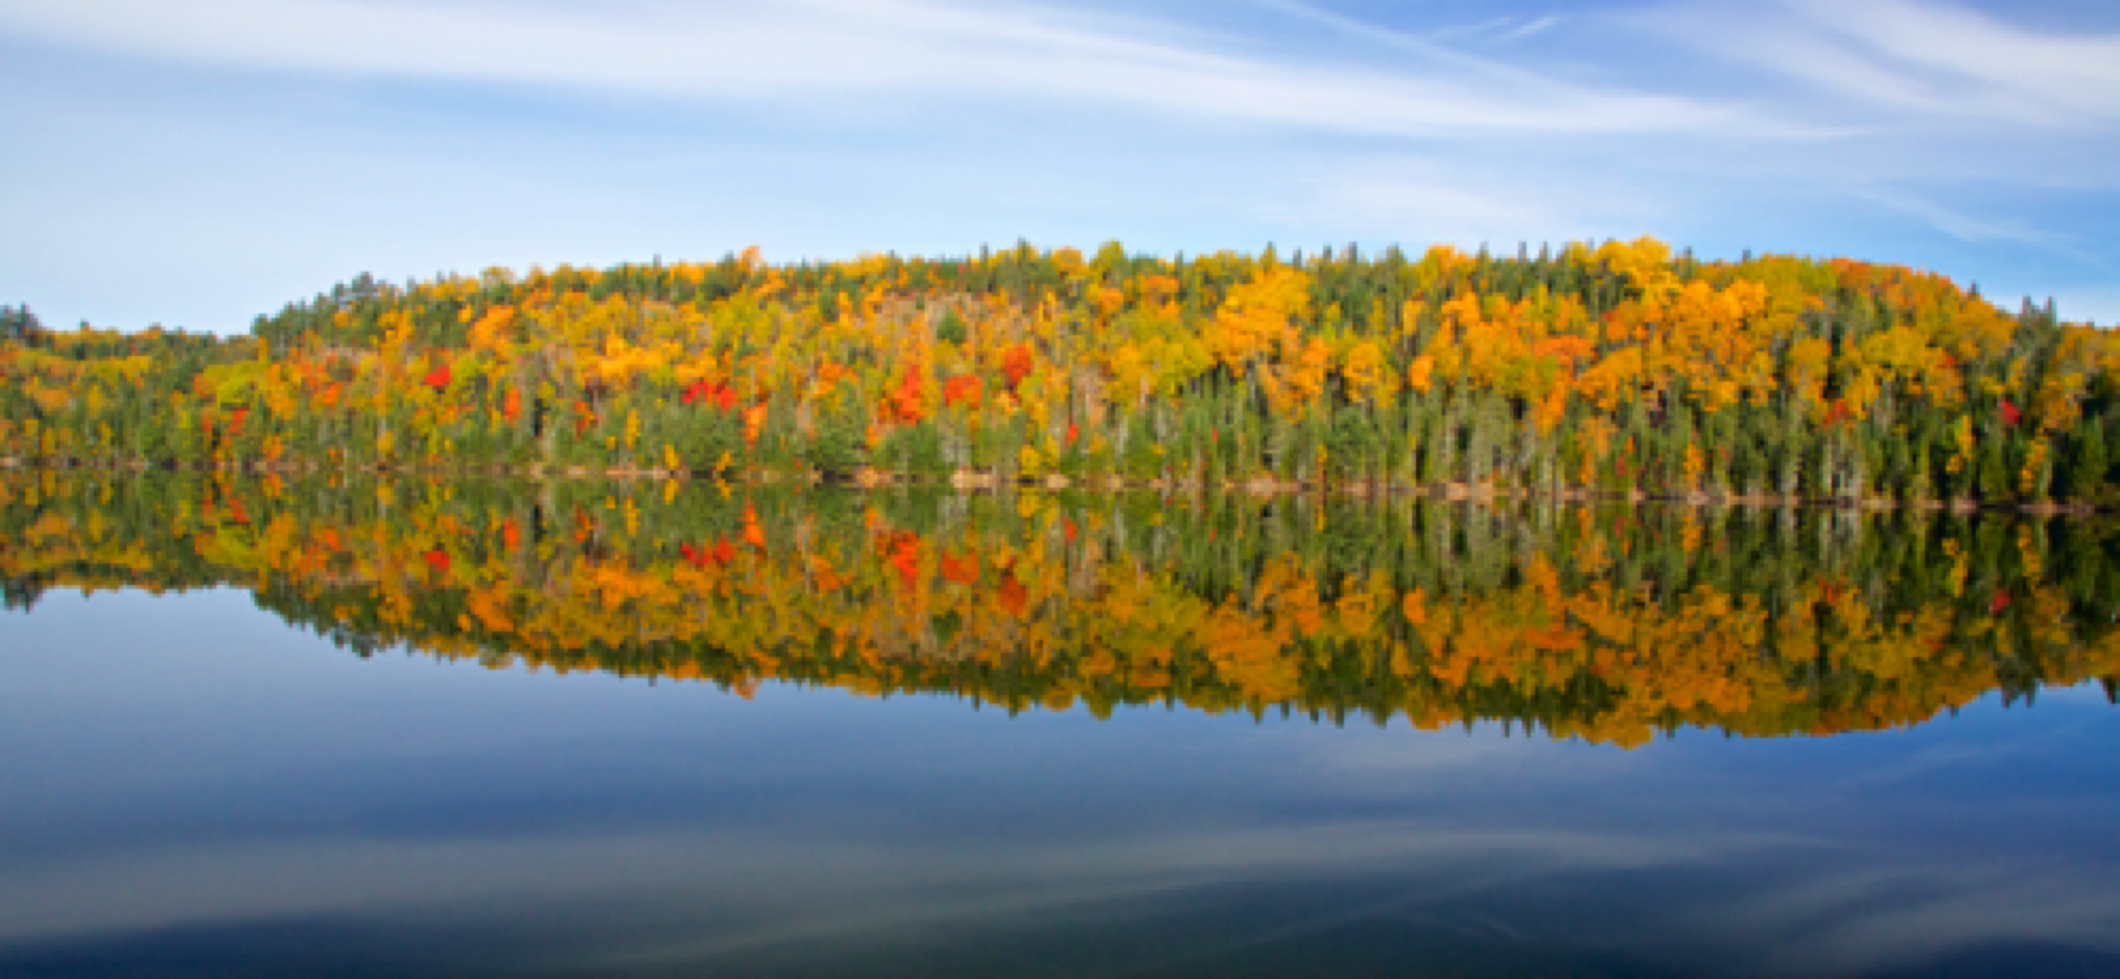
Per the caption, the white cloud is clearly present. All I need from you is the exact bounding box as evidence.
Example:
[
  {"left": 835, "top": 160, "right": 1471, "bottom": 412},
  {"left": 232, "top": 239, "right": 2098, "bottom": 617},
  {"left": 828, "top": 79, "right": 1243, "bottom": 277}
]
[
  {"left": 1251, "top": 1, "right": 1559, "bottom": 83},
  {"left": 1639, "top": 0, "right": 2120, "bottom": 126},
  {"left": 0, "top": 0, "right": 1759, "bottom": 137},
  {"left": 1, "top": 0, "right": 2114, "bottom": 332},
  {"left": 1491, "top": 14, "right": 1562, "bottom": 43},
  {"left": 1852, "top": 186, "right": 2099, "bottom": 260},
  {"left": 1793, "top": 0, "right": 2120, "bottom": 123}
]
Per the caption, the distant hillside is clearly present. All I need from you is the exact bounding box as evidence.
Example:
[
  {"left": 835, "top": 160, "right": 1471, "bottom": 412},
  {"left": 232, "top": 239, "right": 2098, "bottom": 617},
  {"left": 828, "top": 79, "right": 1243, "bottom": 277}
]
[{"left": 4, "top": 239, "right": 2116, "bottom": 507}]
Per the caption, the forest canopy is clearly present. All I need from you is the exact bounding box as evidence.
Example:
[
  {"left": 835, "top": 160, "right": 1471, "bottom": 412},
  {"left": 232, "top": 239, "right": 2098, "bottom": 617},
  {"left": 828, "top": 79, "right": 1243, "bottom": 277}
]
[{"left": 4, "top": 239, "right": 2116, "bottom": 506}]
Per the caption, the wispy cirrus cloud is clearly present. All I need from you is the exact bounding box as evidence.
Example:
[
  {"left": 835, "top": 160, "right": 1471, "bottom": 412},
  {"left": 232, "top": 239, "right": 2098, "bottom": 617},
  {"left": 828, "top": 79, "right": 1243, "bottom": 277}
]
[
  {"left": 1425, "top": 12, "right": 1564, "bottom": 44},
  {"left": 0, "top": 0, "right": 2115, "bottom": 329},
  {"left": 1635, "top": 0, "right": 2120, "bottom": 126},
  {"left": 0, "top": 0, "right": 1757, "bottom": 137},
  {"left": 1852, "top": 185, "right": 2100, "bottom": 264}
]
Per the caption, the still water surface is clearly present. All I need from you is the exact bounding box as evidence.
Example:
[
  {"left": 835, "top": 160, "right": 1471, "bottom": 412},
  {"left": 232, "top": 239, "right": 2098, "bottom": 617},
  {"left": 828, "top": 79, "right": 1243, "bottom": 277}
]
[{"left": 2, "top": 472, "right": 2117, "bottom": 977}]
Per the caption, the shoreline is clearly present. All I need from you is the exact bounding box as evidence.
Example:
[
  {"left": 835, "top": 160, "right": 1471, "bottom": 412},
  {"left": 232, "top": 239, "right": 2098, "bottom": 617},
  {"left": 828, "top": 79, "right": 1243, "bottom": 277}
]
[{"left": 0, "top": 455, "right": 2101, "bottom": 516}]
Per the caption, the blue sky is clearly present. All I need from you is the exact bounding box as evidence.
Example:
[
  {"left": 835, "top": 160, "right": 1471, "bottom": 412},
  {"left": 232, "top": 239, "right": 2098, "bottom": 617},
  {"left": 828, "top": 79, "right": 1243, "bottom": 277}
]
[{"left": 2, "top": 0, "right": 2117, "bottom": 332}]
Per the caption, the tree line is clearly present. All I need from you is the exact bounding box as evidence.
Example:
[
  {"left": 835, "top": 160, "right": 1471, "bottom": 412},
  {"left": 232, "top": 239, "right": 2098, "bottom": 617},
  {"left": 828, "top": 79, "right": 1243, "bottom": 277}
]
[{"left": 3, "top": 239, "right": 2117, "bottom": 506}]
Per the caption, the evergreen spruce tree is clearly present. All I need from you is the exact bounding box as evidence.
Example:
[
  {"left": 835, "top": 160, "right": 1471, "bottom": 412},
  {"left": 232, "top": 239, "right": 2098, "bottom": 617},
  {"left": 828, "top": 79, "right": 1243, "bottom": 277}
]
[
  {"left": 1979, "top": 439, "right": 2013, "bottom": 504},
  {"left": 2069, "top": 418, "right": 2109, "bottom": 506}
]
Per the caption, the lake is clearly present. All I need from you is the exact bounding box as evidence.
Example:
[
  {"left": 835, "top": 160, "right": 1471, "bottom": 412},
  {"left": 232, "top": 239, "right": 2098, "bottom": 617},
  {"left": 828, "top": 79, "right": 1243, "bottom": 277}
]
[{"left": 2, "top": 471, "right": 2117, "bottom": 977}]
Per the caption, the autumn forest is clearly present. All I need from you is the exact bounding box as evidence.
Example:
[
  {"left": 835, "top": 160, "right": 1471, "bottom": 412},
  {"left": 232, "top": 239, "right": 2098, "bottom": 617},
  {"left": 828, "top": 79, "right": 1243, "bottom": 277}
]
[
  {"left": 5, "top": 238, "right": 2118, "bottom": 506},
  {"left": 6, "top": 470, "right": 2116, "bottom": 745},
  {"left": 8, "top": 239, "right": 2119, "bottom": 738}
]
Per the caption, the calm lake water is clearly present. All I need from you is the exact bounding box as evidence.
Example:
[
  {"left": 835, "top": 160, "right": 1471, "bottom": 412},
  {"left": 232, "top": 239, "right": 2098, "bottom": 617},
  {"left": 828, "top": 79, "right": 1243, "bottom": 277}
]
[{"left": 2, "top": 471, "right": 2117, "bottom": 978}]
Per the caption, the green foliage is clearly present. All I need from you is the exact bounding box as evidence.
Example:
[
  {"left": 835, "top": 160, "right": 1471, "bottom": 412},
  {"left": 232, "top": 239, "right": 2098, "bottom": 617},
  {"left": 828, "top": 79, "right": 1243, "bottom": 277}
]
[
  {"left": 4, "top": 470, "right": 2117, "bottom": 742},
  {"left": 2, "top": 239, "right": 2115, "bottom": 511}
]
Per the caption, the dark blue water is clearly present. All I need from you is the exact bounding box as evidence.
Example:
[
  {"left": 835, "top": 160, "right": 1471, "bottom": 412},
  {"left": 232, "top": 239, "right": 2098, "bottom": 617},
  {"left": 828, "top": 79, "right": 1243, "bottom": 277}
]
[{"left": 3, "top": 586, "right": 2118, "bottom": 978}]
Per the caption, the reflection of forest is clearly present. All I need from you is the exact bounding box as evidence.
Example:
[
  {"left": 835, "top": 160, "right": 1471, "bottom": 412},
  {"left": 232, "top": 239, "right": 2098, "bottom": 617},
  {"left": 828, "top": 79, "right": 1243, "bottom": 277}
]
[{"left": 4, "top": 471, "right": 2116, "bottom": 745}]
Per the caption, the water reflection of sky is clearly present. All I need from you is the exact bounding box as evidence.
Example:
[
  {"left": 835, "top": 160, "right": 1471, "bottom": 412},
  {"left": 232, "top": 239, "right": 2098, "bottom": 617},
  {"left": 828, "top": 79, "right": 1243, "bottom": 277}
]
[{"left": 3, "top": 589, "right": 2117, "bottom": 978}]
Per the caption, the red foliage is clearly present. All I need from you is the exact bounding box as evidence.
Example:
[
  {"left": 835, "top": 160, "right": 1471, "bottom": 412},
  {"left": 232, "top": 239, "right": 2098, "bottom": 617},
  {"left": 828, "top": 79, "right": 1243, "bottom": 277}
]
[
  {"left": 997, "top": 573, "right": 1029, "bottom": 617},
  {"left": 743, "top": 504, "right": 767, "bottom": 549},
  {"left": 943, "top": 374, "right": 983, "bottom": 409},
  {"left": 424, "top": 364, "right": 451, "bottom": 391},
  {"left": 891, "top": 540, "right": 920, "bottom": 589},
  {"left": 680, "top": 541, "right": 735, "bottom": 569},
  {"left": 682, "top": 539, "right": 738, "bottom": 568},
  {"left": 1002, "top": 344, "right": 1035, "bottom": 389},
  {"left": 681, "top": 380, "right": 739, "bottom": 412},
  {"left": 424, "top": 549, "right": 450, "bottom": 573},
  {"left": 2000, "top": 399, "right": 2022, "bottom": 427},
  {"left": 941, "top": 551, "right": 980, "bottom": 584},
  {"left": 890, "top": 364, "right": 929, "bottom": 423}
]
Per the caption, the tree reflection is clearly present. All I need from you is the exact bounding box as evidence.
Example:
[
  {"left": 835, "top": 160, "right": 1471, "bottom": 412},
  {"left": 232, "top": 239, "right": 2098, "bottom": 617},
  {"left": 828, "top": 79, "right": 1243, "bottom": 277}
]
[{"left": 3, "top": 470, "right": 2116, "bottom": 744}]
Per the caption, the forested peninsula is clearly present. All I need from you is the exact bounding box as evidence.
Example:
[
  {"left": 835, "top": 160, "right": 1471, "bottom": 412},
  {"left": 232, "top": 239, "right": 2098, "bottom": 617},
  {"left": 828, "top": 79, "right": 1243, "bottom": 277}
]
[{"left": 4, "top": 238, "right": 2116, "bottom": 507}]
